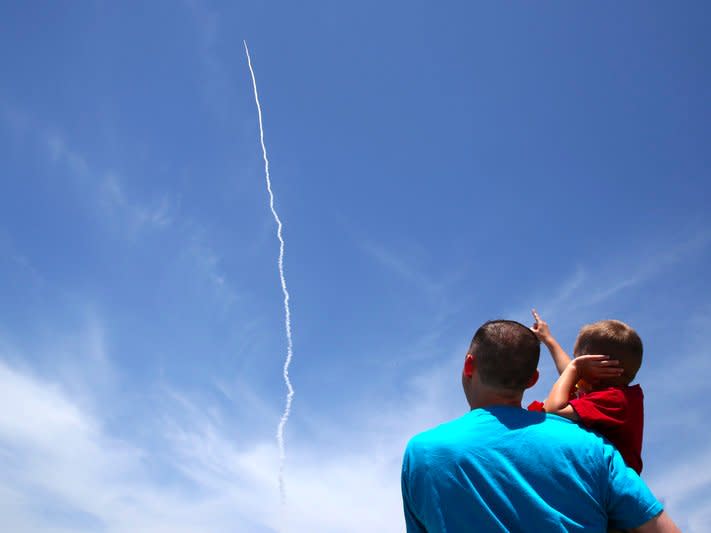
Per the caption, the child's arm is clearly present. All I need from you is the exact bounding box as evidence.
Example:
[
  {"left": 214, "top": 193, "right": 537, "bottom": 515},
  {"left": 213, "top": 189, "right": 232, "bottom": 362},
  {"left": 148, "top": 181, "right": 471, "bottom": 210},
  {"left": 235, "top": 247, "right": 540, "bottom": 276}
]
[
  {"left": 544, "top": 355, "right": 623, "bottom": 418},
  {"left": 530, "top": 309, "right": 571, "bottom": 375}
]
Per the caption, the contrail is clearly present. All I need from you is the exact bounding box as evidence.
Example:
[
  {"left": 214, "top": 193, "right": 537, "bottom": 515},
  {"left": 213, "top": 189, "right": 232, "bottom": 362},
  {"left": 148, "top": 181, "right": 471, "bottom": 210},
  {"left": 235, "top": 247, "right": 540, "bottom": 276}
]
[{"left": 243, "top": 40, "right": 295, "bottom": 508}]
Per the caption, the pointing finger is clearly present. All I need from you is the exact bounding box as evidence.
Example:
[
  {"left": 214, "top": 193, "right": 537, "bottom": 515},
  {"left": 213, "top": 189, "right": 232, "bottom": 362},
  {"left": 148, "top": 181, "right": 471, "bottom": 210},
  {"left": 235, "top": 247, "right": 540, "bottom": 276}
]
[{"left": 531, "top": 309, "right": 541, "bottom": 323}]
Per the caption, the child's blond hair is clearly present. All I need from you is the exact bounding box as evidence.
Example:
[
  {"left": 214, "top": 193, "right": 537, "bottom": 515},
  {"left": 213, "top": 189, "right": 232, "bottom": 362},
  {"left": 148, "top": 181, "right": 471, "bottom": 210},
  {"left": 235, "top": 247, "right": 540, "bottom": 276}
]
[{"left": 574, "top": 320, "right": 643, "bottom": 385}]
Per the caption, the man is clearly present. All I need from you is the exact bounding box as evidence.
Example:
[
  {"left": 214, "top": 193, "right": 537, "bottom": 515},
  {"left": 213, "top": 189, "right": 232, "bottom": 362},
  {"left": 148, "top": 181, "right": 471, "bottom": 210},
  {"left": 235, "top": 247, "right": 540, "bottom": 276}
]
[{"left": 401, "top": 320, "right": 678, "bottom": 532}]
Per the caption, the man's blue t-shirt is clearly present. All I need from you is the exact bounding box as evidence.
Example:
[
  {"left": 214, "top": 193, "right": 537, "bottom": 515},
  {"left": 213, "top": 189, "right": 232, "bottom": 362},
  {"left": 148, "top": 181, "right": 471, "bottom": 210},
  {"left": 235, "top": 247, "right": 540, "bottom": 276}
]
[{"left": 402, "top": 406, "right": 661, "bottom": 532}]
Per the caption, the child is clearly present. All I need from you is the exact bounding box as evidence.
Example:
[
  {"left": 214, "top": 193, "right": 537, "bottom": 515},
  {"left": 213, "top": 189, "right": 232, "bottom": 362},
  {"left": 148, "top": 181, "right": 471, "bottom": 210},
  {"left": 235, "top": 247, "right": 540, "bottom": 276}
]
[{"left": 528, "top": 309, "right": 645, "bottom": 474}]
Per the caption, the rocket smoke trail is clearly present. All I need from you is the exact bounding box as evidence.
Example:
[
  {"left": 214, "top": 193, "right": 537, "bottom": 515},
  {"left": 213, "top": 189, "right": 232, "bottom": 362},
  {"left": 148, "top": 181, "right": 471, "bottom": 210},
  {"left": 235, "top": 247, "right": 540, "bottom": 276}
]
[{"left": 243, "top": 40, "right": 295, "bottom": 507}]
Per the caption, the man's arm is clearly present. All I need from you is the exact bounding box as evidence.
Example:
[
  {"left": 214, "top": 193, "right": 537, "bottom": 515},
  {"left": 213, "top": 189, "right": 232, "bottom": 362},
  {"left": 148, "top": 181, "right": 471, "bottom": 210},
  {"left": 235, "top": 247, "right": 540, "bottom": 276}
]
[
  {"left": 403, "top": 493, "right": 428, "bottom": 533},
  {"left": 530, "top": 309, "right": 572, "bottom": 375},
  {"left": 605, "top": 439, "right": 668, "bottom": 531},
  {"left": 402, "top": 449, "right": 428, "bottom": 533},
  {"left": 629, "top": 511, "right": 681, "bottom": 533}
]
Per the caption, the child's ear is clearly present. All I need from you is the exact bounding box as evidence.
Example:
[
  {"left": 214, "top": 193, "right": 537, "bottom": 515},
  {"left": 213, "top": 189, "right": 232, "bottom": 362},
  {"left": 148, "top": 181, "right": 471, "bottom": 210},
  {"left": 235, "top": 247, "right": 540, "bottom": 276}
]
[
  {"left": 525, "top": 369, "right": 539, "bottom": 389},
  {"left": 463, "top": 353, "right": 475, "bottom": 377}
]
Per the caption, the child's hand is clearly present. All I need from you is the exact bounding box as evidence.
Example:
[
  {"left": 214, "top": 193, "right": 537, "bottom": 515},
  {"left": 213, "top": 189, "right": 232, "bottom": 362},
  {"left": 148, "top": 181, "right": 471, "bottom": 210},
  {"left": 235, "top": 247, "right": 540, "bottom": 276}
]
[
  {"left": 572, "top": 354, "right": 623, "bottom": 384},
  {"left": 530, "top": 309, "right": 552, "bottom": 343}
]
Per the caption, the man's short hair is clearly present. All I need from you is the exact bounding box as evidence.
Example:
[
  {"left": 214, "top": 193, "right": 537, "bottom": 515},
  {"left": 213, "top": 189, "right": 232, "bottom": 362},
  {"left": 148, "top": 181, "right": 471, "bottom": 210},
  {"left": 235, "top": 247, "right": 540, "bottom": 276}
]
[
  {"left": 468, "top": 320, "right": 540, "bottom": 390},
  {"left": 574, "top": 320, "right": 643, "bottom": 384}
]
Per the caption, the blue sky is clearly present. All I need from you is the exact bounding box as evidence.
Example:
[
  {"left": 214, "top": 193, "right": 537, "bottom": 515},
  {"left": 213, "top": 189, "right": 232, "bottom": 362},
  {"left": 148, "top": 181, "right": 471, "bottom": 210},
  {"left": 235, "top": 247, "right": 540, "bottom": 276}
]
[{"left": 1, "top": 1, "right": 710, "bottom": 531}]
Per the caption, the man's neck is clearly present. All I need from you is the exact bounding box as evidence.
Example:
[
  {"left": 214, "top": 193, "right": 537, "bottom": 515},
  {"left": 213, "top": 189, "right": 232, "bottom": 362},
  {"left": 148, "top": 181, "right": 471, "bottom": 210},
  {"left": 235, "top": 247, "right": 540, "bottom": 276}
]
[{"left": 468, "top": 389, "right": 524, "bottom": 410}]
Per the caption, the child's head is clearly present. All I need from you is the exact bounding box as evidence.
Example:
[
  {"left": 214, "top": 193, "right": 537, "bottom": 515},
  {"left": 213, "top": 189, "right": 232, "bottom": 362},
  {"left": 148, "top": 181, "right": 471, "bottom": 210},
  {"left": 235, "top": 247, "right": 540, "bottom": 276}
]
[{"left": 574, "top": 320, "right": 643, "bottom": 386}]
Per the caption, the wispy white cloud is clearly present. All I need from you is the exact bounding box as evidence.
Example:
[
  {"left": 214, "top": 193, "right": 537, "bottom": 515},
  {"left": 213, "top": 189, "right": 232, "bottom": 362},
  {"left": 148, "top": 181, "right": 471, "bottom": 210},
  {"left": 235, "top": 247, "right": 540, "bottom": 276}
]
[
  {"left": 184, "top": 0, "right": 236, "bottom": 120},
  {"left": 184, "top": 0, "right": 220, "bottom": 76},
  {"left": 647, "top": 448, "right": 711, "bottom": 532},
  {"left": 0, "top": 105, "right": 175, "bottom": 237},
  {"left": 179, "top": 222, "right": 238, "bottom": 307},
  {"left": 514, "top": 228, "right": 711, "bottom": 325},
  {"left": 0, "top": 300, "right": 468, "bottom": 533},
  {"left": 0, "top": 230, "right": 45, "bottom": 288},
  {"left": 0, "top": 346, "right": 419, "bottom": 533},
  {"left": 358, "top": 238, "right": 467, "bottom": 364},
  {"left": 45, "top": 131, "right": 175, "bottom": 235},
  {"left": 47, "top": 132, "right": 90, "bottom": 176},
  {"left": 359, "top": 239, "right": 445, "bottom": 297},
  {"left": 0, "top": 351, "right": 271, "bottom": 532},
  {"left": 0, "top": 104, "right": 240, "bottom": 304},
  {"left": 46, "top": 129, "right": 238, "bottom": 303}
]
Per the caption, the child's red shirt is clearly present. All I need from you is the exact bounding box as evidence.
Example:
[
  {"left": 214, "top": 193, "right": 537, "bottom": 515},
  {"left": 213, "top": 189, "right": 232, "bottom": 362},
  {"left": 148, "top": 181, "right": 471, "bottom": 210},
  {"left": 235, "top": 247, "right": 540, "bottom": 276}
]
[{"left": 528, "top": 384, "right": 644, "bottom": 474}]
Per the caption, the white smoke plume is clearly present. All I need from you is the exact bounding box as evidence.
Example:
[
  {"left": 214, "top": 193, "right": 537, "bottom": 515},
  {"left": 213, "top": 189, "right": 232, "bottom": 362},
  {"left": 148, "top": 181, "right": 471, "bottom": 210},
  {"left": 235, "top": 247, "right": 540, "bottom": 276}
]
[{"left": 243, "top": 40, "right": 295, "bottom": 510}]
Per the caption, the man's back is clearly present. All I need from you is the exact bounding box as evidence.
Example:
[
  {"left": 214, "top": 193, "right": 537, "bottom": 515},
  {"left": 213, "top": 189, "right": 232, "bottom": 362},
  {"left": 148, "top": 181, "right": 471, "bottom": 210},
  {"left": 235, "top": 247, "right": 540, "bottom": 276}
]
[{"left": 402, "top": 406, "right": 661, "bottom": 532}]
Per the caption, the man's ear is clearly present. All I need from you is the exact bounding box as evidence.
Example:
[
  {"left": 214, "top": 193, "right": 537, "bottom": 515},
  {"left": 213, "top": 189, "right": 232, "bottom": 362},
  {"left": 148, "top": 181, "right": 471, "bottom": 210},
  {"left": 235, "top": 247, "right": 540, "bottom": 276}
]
[
  {"left": 525, "top": 369, "right": 539, "bottom": 389},
  {"left": 463, "top": 353, "right": 475, "bottom": 377}
]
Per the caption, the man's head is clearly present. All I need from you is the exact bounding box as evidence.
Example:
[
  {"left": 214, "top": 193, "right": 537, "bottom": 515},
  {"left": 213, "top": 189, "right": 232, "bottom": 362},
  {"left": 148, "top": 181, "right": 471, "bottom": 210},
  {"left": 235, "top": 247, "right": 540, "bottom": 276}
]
[
  {"left": 574, "top": 320, "right": 643, "bottom": 385},
  {"left": 463, "top": 320, "right": 541, "bottom": 408}
]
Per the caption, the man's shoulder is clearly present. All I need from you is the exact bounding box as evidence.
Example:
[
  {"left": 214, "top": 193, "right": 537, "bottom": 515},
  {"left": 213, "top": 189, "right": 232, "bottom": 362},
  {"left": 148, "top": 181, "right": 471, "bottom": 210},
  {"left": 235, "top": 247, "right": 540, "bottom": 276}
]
[
  {"left": 406, "top": 407, "right": 602, "bottom": 455},
  {"left": 406, "top": 412, "right": 470, "bottom": 451},
  {"left": 404, "top": 410, "right": 492, "bottom": 461},
  {"left": 403, "top": 407, "right": 621, "bottom": 495}
]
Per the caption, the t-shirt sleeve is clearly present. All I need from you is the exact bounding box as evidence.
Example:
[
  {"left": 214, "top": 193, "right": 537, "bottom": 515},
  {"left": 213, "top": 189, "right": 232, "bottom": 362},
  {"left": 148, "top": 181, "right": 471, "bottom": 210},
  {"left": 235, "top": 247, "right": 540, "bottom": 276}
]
[
  {"left": 570, "top": 388, "right": 627, "bottom": 429},
  {"left": 605, "top": 446, "right": 663, "bottom": 529},
  {"left": 402, "top": 446, "right": 428, "bottom": 533}
]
